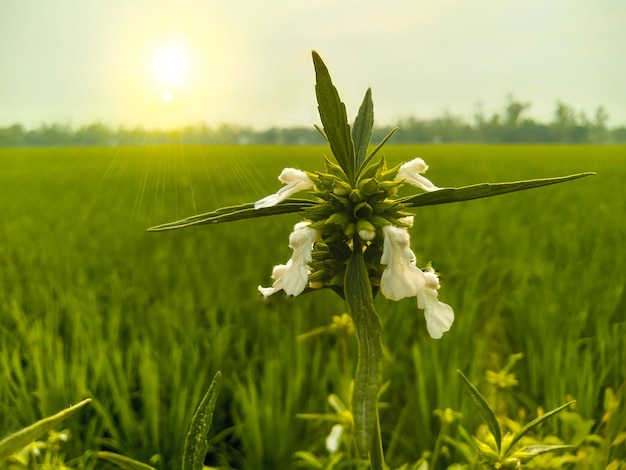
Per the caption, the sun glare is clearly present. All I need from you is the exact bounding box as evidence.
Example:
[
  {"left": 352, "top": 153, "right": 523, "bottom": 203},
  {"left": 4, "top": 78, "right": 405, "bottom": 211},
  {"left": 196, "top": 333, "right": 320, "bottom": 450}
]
[
  {"left": 162, "top": 92, "right": 173, "bottom": 103},
  {"left": 152, "top": 43, "right": 190, "bottom": 89}
]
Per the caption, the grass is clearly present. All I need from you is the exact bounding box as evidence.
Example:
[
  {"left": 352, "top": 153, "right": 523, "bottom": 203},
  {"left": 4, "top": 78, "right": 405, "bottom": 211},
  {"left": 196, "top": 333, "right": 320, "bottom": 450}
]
[{"left": 0, "top": 143, "right": 624, "bottom": 468}]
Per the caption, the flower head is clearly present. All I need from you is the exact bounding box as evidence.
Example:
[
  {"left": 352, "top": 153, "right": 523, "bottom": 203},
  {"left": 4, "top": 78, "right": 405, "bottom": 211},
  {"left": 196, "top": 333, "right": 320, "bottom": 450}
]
[
  {"left": 258, "top": 221, "right": 318, "bottom": 296},
  {"left": 254, "top": 168, "right": 314, "bottom": 209},
  {"left": 395, "top": 157, "right": 440, "bottom": 192}
]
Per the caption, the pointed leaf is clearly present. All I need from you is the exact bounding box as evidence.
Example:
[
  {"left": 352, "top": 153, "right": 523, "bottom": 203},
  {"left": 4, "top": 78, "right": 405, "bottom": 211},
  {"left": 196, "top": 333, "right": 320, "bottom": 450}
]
[
  {"left": 358, "top": 127, "right": 398, "bottom": 178},
  {"left": 514, "top": 444, "right": 574, "bottom": 461},
  {"left": 399, "top": 173, "right": 595, "bottom": 208},
  {"left": 353, "top": 88, "right": 374, "bottom": 171},
  {"left": 148, "top": 199, "right": 316, "bottom": 231},
  {"left": 503, "top": 401, "right": 575, "bottom": 458},
  {"left": 182, "top": 371, "right": 223, "bottom": 470},
  {"left": 312, "top": 51, "right": 356, "bottom": 183},
  {"left": 0, "top": 398, "right": 91, "bottom": 461},
  {"left": 457, "top": 370, "right": 502, "bottom": 452},
  {"left": 96, "top": 452, "right": 157, "bottom": 470},
  {"left": 345, "top": 243, "right": 383, "bottom": 456}
]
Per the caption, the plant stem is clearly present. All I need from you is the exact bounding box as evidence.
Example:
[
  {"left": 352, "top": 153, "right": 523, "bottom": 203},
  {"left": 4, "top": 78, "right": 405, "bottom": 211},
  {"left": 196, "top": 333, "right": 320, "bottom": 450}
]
[{"left": 369, "top": 407, "right": 385, "bottom": 470}]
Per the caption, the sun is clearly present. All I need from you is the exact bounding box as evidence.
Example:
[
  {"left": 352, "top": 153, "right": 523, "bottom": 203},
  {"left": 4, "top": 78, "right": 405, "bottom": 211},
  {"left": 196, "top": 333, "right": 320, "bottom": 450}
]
[{"left": 151, "top": 42, "right": 190, "bottom": 91}]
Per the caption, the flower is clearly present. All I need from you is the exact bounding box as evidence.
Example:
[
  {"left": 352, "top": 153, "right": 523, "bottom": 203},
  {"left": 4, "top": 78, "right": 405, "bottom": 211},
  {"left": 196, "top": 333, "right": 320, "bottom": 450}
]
[
  {"left": 326, "top": 423, "right": 344, "bottom": 453},
  {"left": 380, "top": 225, "right": 454, "bottom": 339},
  {"left": 417, "top": 268, "right": 454, "bottom": 339},
  {"left": 380, "top": 225, "right": 425, "bottom": 300},
  {"left": 258, "top": 221, "right": 318, "bottom": 296},
  {"left": 254, "top": 168, "right": 314, "bottom": 209},
  {"left": 395, "top": 157, "right": 440, "bottom": 192}
]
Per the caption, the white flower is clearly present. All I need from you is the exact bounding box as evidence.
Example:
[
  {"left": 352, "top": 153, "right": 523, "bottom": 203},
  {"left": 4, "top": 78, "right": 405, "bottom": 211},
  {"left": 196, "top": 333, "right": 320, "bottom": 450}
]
[
  {"left": 380, "top": 226, "right": 454, "bottom": 339},
  {"left": 395, "top": 158, "right": 440, "bottom": 192},
  {"left": 326, "top": 424, "right": 343, "bottom": 453},
  {"left": 417, "top": 268, "right": 454, "bottom": 339},
  {"left": 254, "top": 168, "right": 314, "bottom": 209},
  {"left": 380, "top": 225, "right": 425, "bottom": 300},
  {"left": 258, "top": 221, "right": 318, "bottom": 296}
]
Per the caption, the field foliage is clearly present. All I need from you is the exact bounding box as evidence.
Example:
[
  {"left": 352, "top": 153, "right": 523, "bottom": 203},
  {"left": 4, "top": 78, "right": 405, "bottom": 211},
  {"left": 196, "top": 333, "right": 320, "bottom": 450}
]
[{"left": 0, "top": 144, "right": 624, "bottom": 468}]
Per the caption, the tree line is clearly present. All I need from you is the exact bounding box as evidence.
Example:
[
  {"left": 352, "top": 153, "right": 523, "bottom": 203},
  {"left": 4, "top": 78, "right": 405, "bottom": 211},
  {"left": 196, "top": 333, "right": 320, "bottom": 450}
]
[{"left": 2, "top": 96, "right": 625, "bottom": 147}]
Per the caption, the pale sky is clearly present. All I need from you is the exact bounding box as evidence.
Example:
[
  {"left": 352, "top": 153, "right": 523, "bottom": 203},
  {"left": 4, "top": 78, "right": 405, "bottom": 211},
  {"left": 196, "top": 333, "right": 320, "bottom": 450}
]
[{"left": 2, "top": 0, "right": 625, "bottom": 130}]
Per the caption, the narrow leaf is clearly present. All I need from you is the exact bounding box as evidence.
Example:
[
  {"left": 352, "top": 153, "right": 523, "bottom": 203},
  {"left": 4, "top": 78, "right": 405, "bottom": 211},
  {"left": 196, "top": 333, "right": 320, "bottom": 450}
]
[
  {"left": 353, "top": 88, "right": 374, "bottom": 171},
  {"left": 399, "top": 173, "right": 595, "bottom": 208},
  {"left": 358, "top": 127, "right": 398, "bottom": 178},
  {"left": 96, "top": 452, "right": 157, "bottom": 470},
  {"left": 515, "top": 444, "right": 574, "bottom": 460},
  {"left": 312, "top": 51, "right": 356, "bottom": 183},
  {"left": 457, "top": 370, "right": 502, "bottom": 452},
  {"left": 148, "top": 199, "right": 316, "bottom": 231},
  {"left": 0, "top": 398, "right": 91, "bottom": 461},
  {"left": 345, "top": 244, "right": 383, "bottom": 456},
  {"left": 182, "top": 371, "right": 223, "bottom": 470},
  {"left": 503, "top": 401, "right": 575, "bottom": 458}
]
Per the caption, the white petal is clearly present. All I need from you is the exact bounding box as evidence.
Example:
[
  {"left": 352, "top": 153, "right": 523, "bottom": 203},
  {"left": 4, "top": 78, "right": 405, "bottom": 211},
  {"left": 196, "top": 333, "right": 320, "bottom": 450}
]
[
  {"left": 259, "top": 223, "right": 318, "bottom": 297},
  {"left": 380, "top": 225, "right": 424, "bottom": 300},
  {"left": 254, "top": 168, "right": 313, "bottom": 209},
  {"left": 421, "top": 294, "right": 454, "bottom": 339},
  {"left": 326, "top": 424, "right": 344, "bottom": 453},
  {"left": 381, "top": 262, "right": 424, "bottom": 300},
  {"left": 258, "top": 285, "right": 276, "bottom": 297},
  {"left": 396, "top": 158, "right": 440, "bottom": 192}
]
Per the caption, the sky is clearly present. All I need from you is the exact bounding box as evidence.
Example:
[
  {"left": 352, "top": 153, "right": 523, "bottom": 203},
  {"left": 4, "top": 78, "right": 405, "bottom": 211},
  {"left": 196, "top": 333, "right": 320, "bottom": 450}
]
[{"left": 1, "top": 0, "right": 625, "bottom": 130}]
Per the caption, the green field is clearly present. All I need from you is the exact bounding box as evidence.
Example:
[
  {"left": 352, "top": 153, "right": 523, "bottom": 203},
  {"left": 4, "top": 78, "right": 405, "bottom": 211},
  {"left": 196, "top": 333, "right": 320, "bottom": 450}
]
[{"left": 1, "top": 144, "right": 624, "bottom": 468}]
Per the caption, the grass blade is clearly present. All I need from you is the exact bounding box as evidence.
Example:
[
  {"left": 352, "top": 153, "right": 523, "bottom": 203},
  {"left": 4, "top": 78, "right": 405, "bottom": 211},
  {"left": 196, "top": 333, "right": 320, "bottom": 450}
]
[
  {"left": 503, "top": 401, "right": 575, "bottom": 457},
  {"left": 353, "top": 88, "right": 374, "bottom": 171},
  {"left": 399, "top": 172, "right": 595, "bottom": 208},
  {"left": 457, "top": 370, "right": 502, "bottom": 452},
  {"left": 0, "top": 398, "right": 91, "bottom": 461},
  {"left": 96, "top": 452, "right": 157, "bottom": 470},
  {"left": 182, "top": 371, "right": 223, "bottom": 470},
  {"left": 147, "top": 199, "right": 316, "bottom": 231},
  {"left": 312, "top": 51, "right": 356, "bottom": 183}
]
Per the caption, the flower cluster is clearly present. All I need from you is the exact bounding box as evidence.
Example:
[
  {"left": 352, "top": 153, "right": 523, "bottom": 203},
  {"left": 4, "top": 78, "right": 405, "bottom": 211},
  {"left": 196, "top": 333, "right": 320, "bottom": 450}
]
[{"left": 256, "top": 156, "right": 454, "bottom": 339}]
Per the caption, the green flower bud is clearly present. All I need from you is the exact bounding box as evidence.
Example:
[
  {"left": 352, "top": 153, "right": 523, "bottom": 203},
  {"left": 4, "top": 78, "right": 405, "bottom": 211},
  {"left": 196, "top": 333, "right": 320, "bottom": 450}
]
[
  {"left": 349, "top": 189, "right": 362, "bottom": 203},
  {"left": 353, "top": 202, "right": 373, "bottom": 218},
  {"left": 326, "top": 211, "right": 351, "bottom": 228},
  {"left": 358, "top": 177, "right": 379, "bottom": 196},
  {"left": 332, "top": 179, "right": 352, "bottom": 197},
  {"left": 356, "top": 219, "right": 376, "bottom": 241}
]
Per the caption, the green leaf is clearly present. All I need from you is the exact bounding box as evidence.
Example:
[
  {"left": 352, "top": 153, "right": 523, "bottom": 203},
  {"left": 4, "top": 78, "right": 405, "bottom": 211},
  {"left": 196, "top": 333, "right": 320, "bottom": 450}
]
[
  {"left": 312, "top": 51, "right": 356, "bottom": 184},
  {"left": 512, "top": 444, "right": 574, "bottom": 463},
  {"left": 345, "top": 243, "right": 383, "bottom": 456},
  {"left": 457, "top": 370, "right": 502, "bottom": 452},
  {"left": 353, "top": 88, "right": 374, "bottom": 171},
  {"left": 503, "top": 401, "right": 575, "bottom": 458},
  {"left": 96, "top": 451, "right": 157, "bottom": 470},
  {"left": 399, "top": 172, "right": 595, "bottom": 208},
  {"left": 182, "top": 371, "right": 223, "bottom": 470},
  {"left": 147, "top": 199, "right": 316, "bottom": 231},
  {"left": 0, "top": 398, "right": 91, "bottom": 461},
  {"left": 359, "top": 127, "right": 398, "bottom": 174}
]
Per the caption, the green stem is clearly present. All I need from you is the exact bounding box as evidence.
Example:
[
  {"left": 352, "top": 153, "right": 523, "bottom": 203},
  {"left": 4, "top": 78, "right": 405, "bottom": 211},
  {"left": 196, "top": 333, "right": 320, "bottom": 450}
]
[
  {"left": 344, "top": 240, "right": 384, "bottom": 462},
  {"left": 369, "top": 408, "right": 385, "bottom": 470}
]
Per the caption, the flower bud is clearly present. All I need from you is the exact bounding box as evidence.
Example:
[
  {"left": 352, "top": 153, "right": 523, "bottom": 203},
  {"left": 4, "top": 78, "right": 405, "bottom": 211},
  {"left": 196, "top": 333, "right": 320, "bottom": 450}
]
[
  {"left": 353, "top": 202, "right": 373, "bottom": 218},
  {"left": 358, "top": 177, "right": 379, "bottom": 195},
  {"left": 356, "top": 219, "right": 376, "bottom": 241}
]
